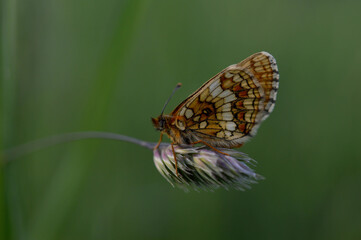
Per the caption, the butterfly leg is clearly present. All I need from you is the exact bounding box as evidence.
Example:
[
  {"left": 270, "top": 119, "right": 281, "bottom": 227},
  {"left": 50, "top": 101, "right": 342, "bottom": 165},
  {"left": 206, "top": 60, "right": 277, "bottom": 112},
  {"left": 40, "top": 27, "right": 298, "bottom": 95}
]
[
  {"left": 171, "top": 142, "right": 179, "bottom": 177},
  {"left": 154, "top": 132, "right": 163, "bottom": 150},
  {"left": 191, "top": 140, "right": 230, "bottom": 156}
]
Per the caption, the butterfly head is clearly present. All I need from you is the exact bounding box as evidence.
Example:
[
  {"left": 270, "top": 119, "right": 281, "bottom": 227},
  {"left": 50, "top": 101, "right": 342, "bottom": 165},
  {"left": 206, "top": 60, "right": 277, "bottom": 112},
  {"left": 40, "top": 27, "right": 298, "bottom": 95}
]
[
  {"left": 151, "top": 116, "right": 166, "bottom": 131},
  {"left": 152, "top": 83, "right": 182, "bottom": 132}
]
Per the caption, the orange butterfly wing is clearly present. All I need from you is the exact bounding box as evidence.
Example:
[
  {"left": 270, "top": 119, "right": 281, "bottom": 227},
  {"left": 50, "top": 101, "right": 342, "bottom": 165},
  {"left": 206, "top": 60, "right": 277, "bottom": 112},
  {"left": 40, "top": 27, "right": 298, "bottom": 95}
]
[{"left": 171, "top": 52, "right": 279, "bottom": 148}]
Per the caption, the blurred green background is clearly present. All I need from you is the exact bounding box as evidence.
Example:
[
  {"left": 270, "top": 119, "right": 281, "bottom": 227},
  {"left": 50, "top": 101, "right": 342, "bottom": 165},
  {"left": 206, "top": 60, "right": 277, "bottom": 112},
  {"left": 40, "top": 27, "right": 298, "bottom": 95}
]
[{"left": 1, "top": 0, "right": 361, "bottom": 239}]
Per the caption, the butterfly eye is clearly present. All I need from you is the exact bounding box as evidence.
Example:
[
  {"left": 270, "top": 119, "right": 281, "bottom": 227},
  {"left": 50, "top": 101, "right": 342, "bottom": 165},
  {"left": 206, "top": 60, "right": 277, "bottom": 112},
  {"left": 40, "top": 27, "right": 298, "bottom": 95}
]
[{"left": 159, "top": 119, "right": 165, "bottom": 129}]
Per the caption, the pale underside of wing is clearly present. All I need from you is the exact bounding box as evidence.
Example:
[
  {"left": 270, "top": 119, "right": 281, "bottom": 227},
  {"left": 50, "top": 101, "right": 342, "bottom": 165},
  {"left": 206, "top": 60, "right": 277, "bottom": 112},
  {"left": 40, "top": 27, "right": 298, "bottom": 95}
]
[
  {"left": 172, "top": 52, "right": 279, "bottom": 148},
  {"left": 239, "top": 51, "right": 279, "bottom": 114}
]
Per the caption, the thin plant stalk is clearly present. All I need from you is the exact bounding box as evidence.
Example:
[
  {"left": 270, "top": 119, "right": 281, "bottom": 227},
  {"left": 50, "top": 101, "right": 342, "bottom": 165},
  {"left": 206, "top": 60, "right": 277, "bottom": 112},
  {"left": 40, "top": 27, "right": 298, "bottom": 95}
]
[{"left": 1, "top": 131, "right": 158, "bottom": 163}]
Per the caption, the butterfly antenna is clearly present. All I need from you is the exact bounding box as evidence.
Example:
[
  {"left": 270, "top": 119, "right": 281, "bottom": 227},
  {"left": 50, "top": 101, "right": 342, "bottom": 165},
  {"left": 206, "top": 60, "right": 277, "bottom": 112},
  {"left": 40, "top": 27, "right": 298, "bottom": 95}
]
[{"left": 160, "top": 83, "right": 182, "bottom": 116}]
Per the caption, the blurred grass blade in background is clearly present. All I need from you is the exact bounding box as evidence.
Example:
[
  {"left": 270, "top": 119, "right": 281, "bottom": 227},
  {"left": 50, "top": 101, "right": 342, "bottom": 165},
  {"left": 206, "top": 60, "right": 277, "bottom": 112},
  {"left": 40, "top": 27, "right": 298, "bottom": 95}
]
[
  {"left": 1, "top": 0, "right": 20, "bottom": 239},
  {"left": 28, "top": 1, "right": 147, "bottom": 239}
]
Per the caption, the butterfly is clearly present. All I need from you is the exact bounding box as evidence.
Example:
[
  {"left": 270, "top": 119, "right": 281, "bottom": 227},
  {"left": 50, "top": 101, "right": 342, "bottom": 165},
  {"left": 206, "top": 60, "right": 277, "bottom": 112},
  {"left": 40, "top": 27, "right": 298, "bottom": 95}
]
[{"left": 152, "top": 52, "right": 279, "bottom": 175}]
